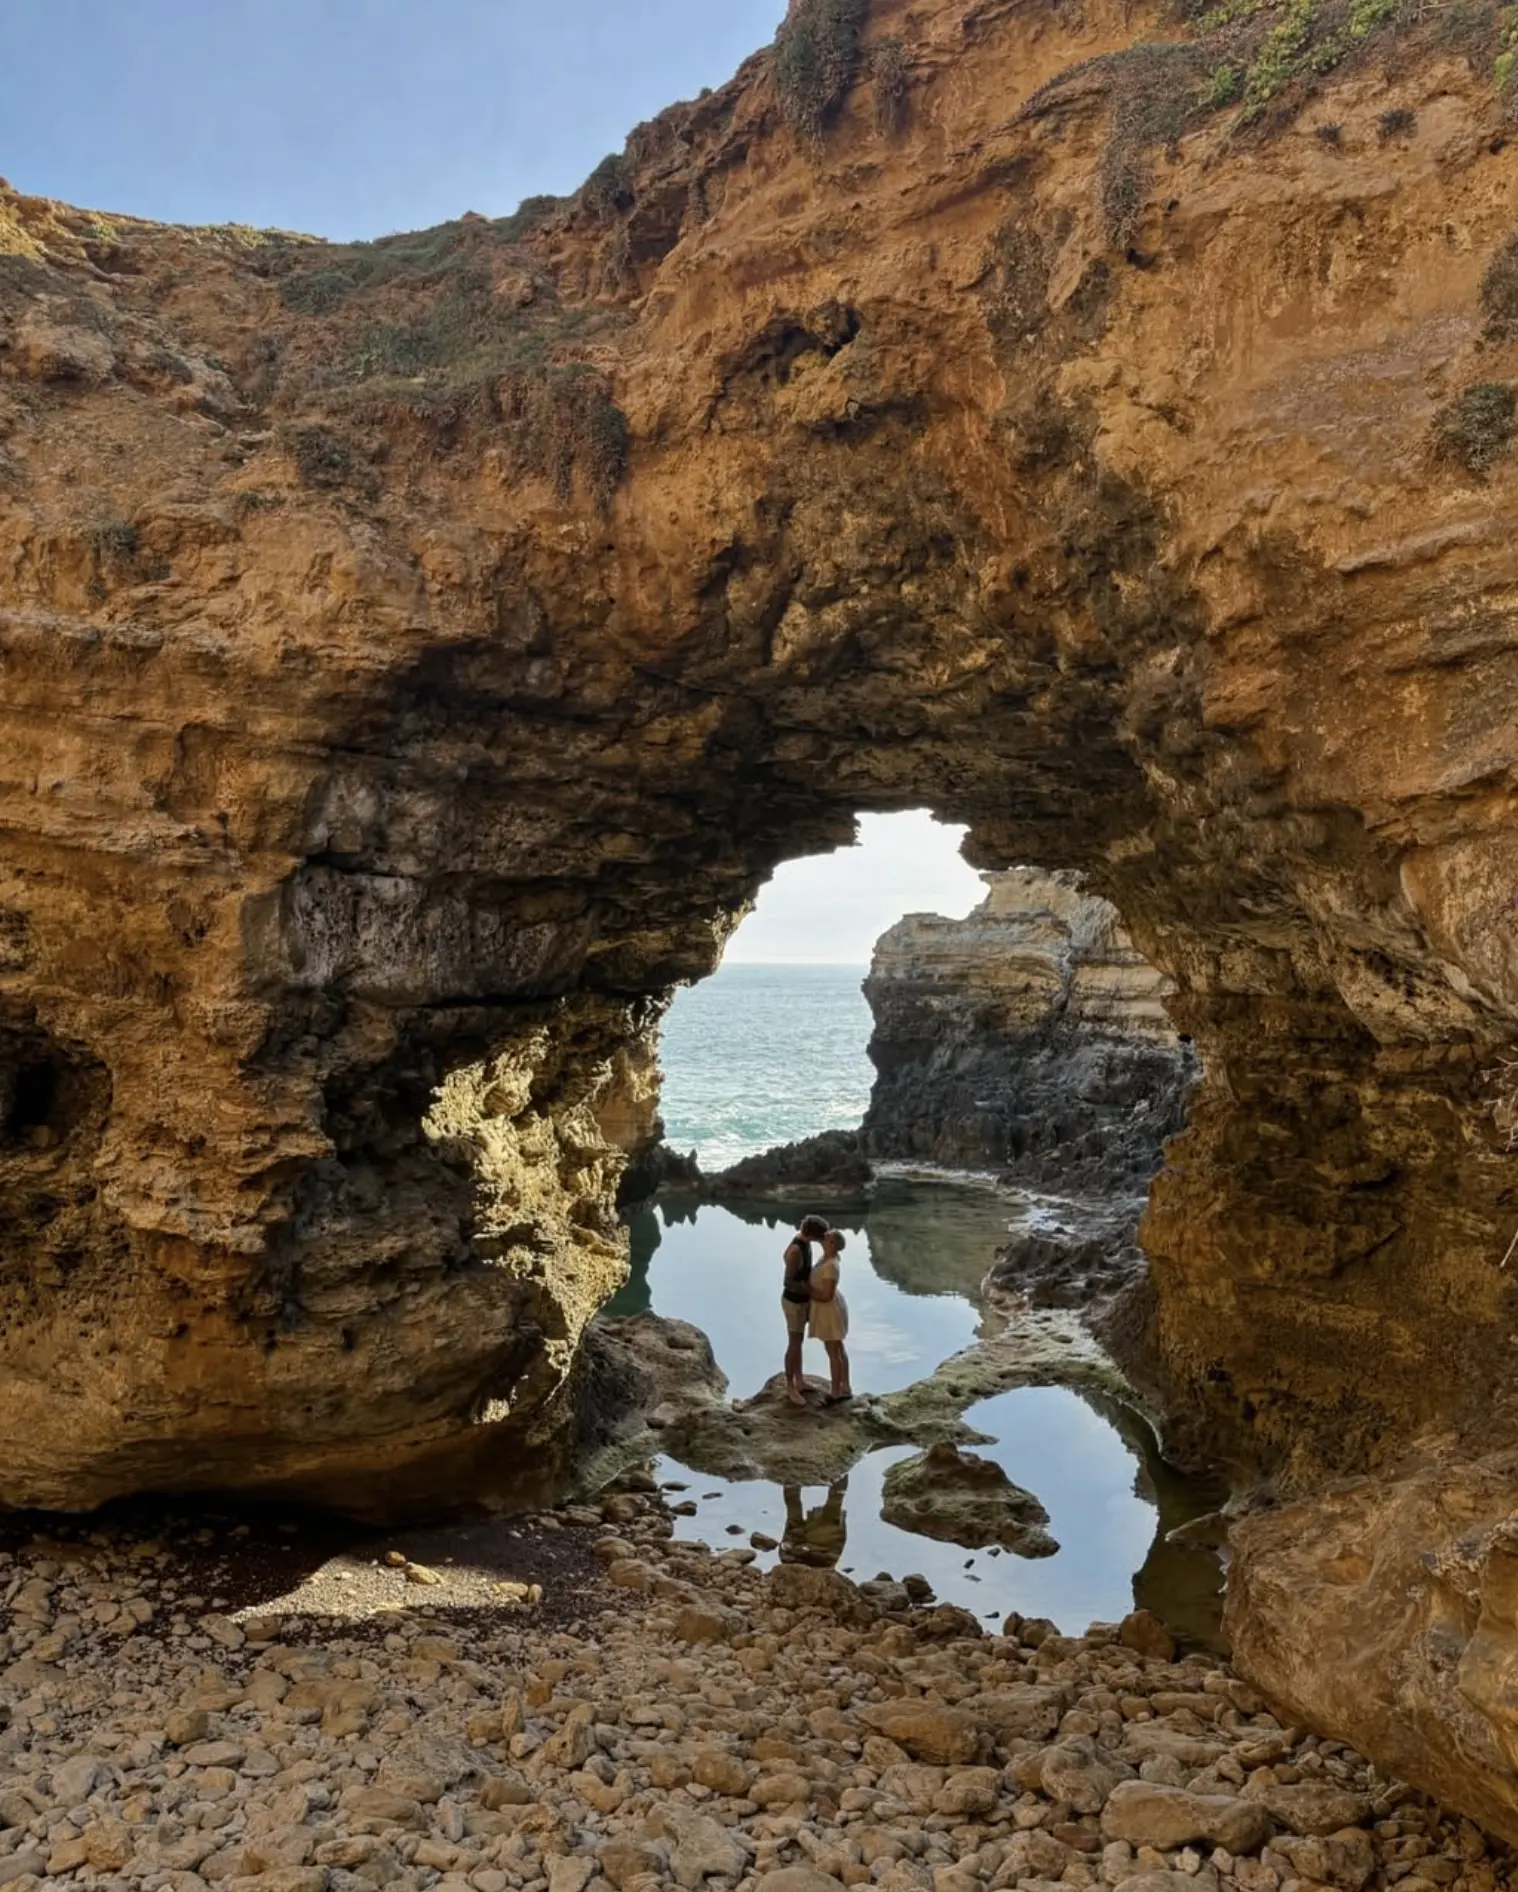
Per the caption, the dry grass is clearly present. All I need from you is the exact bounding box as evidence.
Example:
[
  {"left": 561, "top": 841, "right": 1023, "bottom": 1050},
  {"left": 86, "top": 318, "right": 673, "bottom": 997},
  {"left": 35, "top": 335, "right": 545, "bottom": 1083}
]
[
  {"left": 261, "top": 196, "right": 632, "bottom": 510},
  {"left": 1023, "top": 0, "right": 1510, "bottom": 249},
  {"left": 581, "top": 155, "right": 633, "bottom": 220},
  {"left": 1481, "top": 231, "right": 1518, "bottom": 339},
  {"left": 1430, "top": 382, "right": 1516, "bottom": 479},
  {"left": 773, "top": 0, "right": 870, "bottom": 144},
  {"left": 871, "top": 37, "right": 909, "bottom": 136}
]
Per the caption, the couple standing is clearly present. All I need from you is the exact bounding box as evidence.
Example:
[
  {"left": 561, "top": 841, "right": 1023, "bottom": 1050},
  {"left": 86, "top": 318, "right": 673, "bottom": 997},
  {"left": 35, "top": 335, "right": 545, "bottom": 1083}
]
[{"left": 781, "top": 1214, "right": 853, "bottom": 1407}]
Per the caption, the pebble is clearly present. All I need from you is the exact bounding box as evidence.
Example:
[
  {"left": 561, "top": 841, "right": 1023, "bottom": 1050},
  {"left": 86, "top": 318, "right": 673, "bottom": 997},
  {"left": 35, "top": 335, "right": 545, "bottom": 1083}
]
[{"left": 0, "top": 1490, "right": 1510, "bottom": 1892}]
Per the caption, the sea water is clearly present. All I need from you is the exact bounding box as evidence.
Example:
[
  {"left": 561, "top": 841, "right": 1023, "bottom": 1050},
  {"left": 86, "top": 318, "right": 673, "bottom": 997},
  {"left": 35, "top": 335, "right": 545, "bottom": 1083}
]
[
  {"left": 611, "top": 1192, "right": 1224, "bottom": 1642},
  {"left": 628, "top": 964, "right": 1226, "bottom": 1641},
  {"left": 659, "top": 962, "right": 874, "bottom": 1170}
]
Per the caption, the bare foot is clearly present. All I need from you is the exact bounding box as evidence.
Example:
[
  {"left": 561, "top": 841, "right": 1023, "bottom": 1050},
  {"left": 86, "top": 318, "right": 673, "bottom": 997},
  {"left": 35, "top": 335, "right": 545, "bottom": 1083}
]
[{"left": 786, "top": 1387, "right": 807, "bottom": 1408}]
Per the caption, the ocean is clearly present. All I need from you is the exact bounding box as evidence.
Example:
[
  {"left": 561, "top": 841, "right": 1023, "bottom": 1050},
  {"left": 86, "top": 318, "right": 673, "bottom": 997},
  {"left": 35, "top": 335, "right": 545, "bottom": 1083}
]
[
  {"left": 657, "top": 961, "right": 875, "bottom": 1171},
  {"left": 624, "top": 958, "right": 1227, "bottom": 1641}
]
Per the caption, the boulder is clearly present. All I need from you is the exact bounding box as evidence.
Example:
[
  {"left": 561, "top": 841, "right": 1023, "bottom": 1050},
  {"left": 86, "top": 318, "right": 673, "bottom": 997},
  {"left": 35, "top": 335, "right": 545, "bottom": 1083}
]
[
  {"left": 879, "top": 1441, "right": 1058, "bottom": 1555},
  {"left": 1100, "top": 1782, "right": 1273, "bottom": 1854},
  {"left": 856, "top": 1702, "right": 983, "bottom": 1766}
]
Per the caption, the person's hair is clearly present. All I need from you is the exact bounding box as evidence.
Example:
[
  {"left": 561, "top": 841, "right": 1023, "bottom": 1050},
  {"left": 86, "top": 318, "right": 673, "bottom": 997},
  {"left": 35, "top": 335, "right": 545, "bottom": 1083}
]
[
  {"left": 799, "top": 1214, "right": 829, "bottom": 1240},
  {"left": 825, "top": 1228, "right": 847, "bottom": 1252}
]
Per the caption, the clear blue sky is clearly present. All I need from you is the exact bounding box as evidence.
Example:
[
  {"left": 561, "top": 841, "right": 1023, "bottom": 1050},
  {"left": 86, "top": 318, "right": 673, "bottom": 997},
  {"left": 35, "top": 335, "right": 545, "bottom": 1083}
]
[{"left": 0, "top": 1, "right": 787, "bottom": 240}]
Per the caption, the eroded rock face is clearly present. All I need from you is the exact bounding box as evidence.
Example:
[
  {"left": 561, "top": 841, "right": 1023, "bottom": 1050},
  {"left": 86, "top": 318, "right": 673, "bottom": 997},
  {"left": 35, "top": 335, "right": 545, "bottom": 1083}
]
[
  {"left": 864, "top": 868, "right": 1192, "bottom": 1187},
  {"left": 2, "top": 1, "right": 1518, "bottom": 1579},
  {"left": 1226, "top": 1448, "right": 1518, "bottom": 1846}
]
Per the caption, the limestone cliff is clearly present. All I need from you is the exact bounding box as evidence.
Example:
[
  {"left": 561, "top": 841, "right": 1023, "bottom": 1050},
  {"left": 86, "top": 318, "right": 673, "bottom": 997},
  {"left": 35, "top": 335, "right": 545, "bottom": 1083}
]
[
  {"left": 863, "top": 866, "right": 1194, "bottom": 1186},
  {"left": 8, "top": 0, "right": 1518, "bottom": 1820}
]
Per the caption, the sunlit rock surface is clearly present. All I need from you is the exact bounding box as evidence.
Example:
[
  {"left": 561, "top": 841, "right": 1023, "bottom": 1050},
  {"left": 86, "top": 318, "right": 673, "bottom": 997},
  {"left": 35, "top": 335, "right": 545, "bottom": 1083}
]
[{"left": 7, "top": 0, "right": 1518, "bottom": 1827}]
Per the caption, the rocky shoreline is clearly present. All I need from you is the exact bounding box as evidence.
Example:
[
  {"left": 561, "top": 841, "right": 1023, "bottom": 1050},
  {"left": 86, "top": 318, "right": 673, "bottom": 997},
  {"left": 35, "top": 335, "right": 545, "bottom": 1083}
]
[
  {"left": 1, "top": 1481, "right": 1507, "bottom": 1892},
  {"left": 631, "top": 870, "right": 1196, "bottom": 1350}
]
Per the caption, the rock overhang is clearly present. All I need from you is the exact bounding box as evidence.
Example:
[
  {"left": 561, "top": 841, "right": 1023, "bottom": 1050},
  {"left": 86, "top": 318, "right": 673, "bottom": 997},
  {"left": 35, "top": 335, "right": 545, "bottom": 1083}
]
[{"left": 1, "top": 5, "right": 1518, "bottom": 1780}]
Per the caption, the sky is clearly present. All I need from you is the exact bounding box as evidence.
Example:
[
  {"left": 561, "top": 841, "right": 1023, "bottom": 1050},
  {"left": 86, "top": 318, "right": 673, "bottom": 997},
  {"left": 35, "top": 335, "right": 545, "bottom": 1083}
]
[
  {"left": 724, "top": 812, "right": 988, "bottom": 965},
  {"left": 0, "top": 1, "right": 788, "bottom": 240},
  {"left": 0, "top": 8, "right": 987, "bottom": 958}
]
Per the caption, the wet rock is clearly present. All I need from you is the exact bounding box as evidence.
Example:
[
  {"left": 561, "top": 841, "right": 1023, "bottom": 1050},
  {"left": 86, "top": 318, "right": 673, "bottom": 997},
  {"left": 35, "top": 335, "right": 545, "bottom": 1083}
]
[
  {"left": 768, "top": 1562, "right": 860, "bottom": 1612},
  {"left": 879, "top": 1441, "right": 1058, "bottom": 1555}
]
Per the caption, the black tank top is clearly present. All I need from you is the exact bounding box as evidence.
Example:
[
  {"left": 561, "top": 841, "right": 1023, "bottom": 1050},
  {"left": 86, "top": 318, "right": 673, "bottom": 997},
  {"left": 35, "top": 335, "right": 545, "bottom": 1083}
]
[{"left": 783, "top": 1238, "right": 813, "bottom": 1302}]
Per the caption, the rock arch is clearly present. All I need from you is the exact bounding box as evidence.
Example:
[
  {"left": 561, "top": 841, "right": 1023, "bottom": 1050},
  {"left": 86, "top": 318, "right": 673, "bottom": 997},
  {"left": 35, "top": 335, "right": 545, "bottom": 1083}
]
[{"left": 4, "top": 7, "right": 1518, "bottom": 1793}]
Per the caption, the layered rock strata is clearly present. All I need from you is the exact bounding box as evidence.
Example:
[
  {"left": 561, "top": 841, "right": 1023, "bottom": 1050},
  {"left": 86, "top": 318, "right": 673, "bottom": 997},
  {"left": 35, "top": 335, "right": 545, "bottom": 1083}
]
[
  {"left": 6, "top": 0, "right": 1518, "bottom": 1827},
  {"left": 864, "top": 868, "right": 1192, "bottom": 1188}
]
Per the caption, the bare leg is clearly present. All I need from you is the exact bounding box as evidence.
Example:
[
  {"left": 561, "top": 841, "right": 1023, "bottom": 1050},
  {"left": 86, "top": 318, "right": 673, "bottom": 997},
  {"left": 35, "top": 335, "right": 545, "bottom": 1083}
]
[
  {"left": 825, "top": 1340, "right": 852, "bottom": 1399},
  {"left": 785, "top": 1330, "right": 806, "bottom": 1404}
]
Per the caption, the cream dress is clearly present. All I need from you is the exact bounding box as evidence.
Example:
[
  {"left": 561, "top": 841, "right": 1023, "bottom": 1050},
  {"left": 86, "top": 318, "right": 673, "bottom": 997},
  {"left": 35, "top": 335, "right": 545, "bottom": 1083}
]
[{"left": 808, "top": 1255, "right": 849, "bottom": 1343}]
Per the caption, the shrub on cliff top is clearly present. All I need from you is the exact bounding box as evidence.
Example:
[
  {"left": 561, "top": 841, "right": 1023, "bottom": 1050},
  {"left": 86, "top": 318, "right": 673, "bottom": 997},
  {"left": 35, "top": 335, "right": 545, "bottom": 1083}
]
[
  {"left": 773, "top": 0, "right": 870, "bottom": 144},
  {"left": 1430, "top": 381, "right": 1516, "bottom": 479},
  {"left": 581, "top": 153, "right": 634, "bottom": 220},
  {"left": 871, "top": 36, "right": 909, "bottom": 136},
  {"left": 1482, "top": 231, "right": 1518, "bottom": 339},
  {"left": 1023, "top": 0, "right": 1511, "bottom": 251}
]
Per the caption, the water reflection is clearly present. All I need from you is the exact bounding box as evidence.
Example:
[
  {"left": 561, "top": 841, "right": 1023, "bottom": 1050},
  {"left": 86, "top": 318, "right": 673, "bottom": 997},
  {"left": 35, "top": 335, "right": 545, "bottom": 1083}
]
[
  {"left": 782, "top": 1482, "right": 849, "bottom": 1567},
  {"left": 614, "top": 1187, "right": 1225, "bottom": 1643}
]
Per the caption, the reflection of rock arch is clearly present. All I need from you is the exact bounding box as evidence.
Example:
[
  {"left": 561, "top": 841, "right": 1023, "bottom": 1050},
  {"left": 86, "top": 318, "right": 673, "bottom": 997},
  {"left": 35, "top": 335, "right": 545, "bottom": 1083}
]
[{"left": 1073, "top": 1383, "right": 1227, "bottom": 1654}]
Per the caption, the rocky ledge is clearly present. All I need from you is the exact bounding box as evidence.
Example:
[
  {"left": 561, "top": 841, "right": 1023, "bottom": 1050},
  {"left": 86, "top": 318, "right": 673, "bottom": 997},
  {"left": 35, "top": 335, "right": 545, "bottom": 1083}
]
[
  {"left": 863, "top": 871, "right": 1195, "bottom": 1195},
  {"left": 0, "top": 1491, "right": 1507, "bottom": 1892}
]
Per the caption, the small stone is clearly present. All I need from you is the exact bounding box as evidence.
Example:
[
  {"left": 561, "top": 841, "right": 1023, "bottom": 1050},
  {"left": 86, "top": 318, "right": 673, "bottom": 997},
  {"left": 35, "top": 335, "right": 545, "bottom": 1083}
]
[
  {"left": 692, "top": 1749, "right": 752, "bottom": 1797},
  {"left": 606, "top": 1560, "right": 656, "bottom": 1594},
  {"left": 598, "top": 1838, "right": 669, "bottom": 1890},
  {"left": 931, "top": 1766, "right": 1001, "bottom": 1817},
  {"left": 1041, "top": 1740, "right": 1120, "bottom": 1814},
  {"left": 1260, "top": 1783, "right": 1374, "bottom": 1836},
  {"left": 181, "top": 1739, "right": 248, "bottom": 1768},
  {"left": 674, "top": 1604, "right": 737, "bottom": 1645},
  {"left": 50, "top": 1754, "right": 108, "bottom": 1806}
]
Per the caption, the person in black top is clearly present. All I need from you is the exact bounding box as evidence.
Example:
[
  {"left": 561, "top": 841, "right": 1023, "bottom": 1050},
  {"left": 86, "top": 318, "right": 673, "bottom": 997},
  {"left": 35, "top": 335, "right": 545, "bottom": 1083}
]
[{"left": 781, "top": 1214, "right": 830, "bottom": 1407}]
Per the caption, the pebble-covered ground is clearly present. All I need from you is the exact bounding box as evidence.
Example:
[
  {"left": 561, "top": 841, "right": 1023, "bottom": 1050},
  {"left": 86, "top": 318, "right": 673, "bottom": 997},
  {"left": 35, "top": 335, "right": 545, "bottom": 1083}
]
[{"left": 0, "top": 1479, "right": 1508, "bottom": 1892}]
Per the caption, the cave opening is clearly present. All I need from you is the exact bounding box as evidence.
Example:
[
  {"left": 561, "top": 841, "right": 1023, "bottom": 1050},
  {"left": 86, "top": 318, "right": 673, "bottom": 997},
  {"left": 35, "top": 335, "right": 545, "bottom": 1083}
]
[{"left": 602, "top": 808, "right": 1221, "bottom": 1638}]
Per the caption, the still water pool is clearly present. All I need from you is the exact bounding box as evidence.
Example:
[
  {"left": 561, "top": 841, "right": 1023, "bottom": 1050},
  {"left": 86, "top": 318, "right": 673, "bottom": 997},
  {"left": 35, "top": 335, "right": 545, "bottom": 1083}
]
[{"left": 608, "top": 1184, "right": 1225, "bottom": 1644}]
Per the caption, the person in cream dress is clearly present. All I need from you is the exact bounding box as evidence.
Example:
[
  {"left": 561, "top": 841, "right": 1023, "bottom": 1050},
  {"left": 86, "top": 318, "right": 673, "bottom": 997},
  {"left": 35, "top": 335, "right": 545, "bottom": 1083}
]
[{"left": 808, "top": 1228, "right": 852, "bottom": 1404}]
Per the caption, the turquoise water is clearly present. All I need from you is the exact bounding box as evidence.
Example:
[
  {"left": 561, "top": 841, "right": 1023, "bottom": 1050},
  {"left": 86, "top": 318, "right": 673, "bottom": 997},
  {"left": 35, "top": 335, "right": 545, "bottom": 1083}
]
[
  {"left": 613, "top": 1192, "right": 1225, "bottom": 1643},
  {"left": 659, "top": 963, "right": 874, "bottom": 1171}
]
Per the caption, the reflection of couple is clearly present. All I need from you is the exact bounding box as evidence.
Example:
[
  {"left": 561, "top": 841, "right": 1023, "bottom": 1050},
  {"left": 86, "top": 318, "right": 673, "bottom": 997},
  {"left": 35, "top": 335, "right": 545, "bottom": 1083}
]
[{"left": 781, "top": 1214, "right": 853, "bottom": 1407}]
